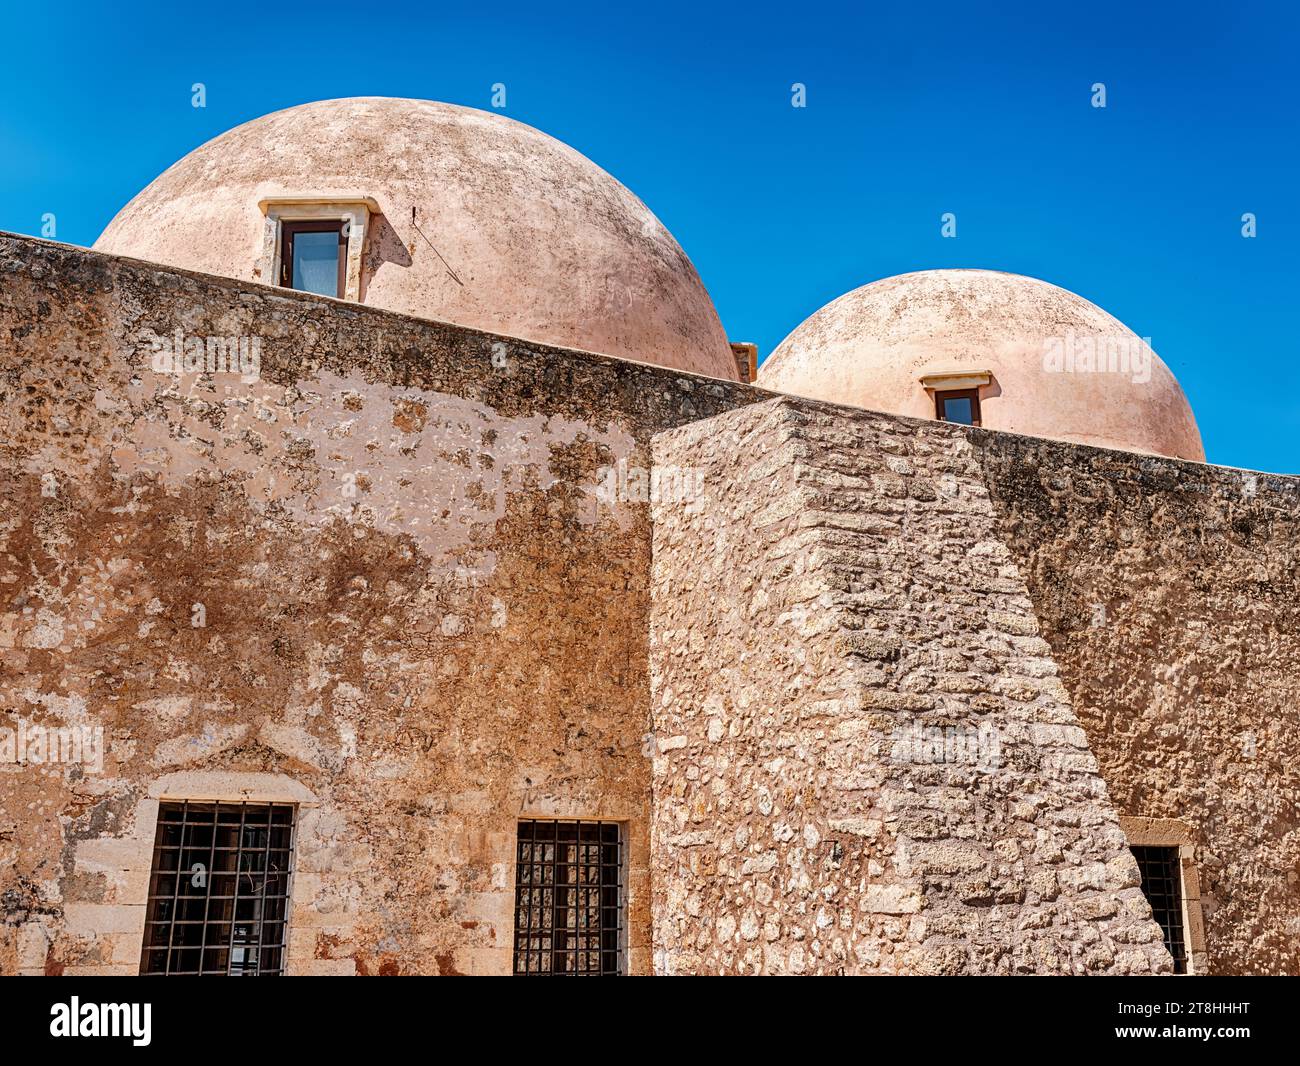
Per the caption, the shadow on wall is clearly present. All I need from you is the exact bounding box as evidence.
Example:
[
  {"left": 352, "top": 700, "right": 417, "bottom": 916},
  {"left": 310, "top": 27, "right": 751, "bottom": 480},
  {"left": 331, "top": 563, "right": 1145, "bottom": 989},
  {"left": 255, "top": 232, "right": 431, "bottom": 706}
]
[{"left": 359, "top": 213, "right": 413, "bottom": 302}]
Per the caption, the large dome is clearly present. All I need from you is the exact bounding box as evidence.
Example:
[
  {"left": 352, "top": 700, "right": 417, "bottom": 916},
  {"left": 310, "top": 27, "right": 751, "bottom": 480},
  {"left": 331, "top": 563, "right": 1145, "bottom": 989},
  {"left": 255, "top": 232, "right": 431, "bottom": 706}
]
[
  {"left": 758, "top": 270, "right": 1204, "bottom": 461},
  {"left": 94, "top": 97, "right": 737, "bottom": 379}
]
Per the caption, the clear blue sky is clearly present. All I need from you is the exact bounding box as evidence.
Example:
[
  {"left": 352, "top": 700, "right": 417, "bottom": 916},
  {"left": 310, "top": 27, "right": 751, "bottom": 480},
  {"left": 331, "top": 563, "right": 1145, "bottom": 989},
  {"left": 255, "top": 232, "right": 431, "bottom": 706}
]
[{"left": 2, "top": 1, "right": 1296, "bottom": 471}]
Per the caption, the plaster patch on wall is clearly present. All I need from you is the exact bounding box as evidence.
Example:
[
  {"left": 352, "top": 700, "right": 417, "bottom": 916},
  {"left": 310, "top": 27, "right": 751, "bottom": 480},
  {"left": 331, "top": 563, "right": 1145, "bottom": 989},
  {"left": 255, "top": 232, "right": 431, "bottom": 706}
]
[{"left": 98, "top": 369, "right": 638, "bottom": 568}]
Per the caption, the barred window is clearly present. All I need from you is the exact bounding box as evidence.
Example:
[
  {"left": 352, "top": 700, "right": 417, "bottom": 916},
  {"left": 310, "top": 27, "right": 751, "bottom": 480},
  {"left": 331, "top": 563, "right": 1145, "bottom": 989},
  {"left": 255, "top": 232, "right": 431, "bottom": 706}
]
[
  {"left": 513, "top": 820, "right": 624, "bottom": 975},
  {"left": 140, "top": 801, "right": 296, "bottom": 976},
  {"left": 1131, "top": 845, "right": 1188, "bottom": 974}
]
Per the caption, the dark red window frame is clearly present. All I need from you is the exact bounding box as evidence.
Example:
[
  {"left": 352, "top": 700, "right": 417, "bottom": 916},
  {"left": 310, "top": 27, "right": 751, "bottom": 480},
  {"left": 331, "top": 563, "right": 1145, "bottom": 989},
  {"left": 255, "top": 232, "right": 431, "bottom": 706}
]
[
  {"left": 934, "top": 387, "right": 982, "bottom": 427},
  {"left": 279, "top": 219, "right": 347, "bottom": 298}
]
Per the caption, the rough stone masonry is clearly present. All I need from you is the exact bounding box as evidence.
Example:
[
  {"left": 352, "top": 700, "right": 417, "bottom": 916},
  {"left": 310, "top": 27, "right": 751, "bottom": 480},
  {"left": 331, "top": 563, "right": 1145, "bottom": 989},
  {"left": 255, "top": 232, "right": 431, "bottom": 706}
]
[
  {"left": 2, "top": 233, "right": 1297, "bottom": 974},
  {"left": 650, "top": 398, "right": 1172, "bottom": 975}
]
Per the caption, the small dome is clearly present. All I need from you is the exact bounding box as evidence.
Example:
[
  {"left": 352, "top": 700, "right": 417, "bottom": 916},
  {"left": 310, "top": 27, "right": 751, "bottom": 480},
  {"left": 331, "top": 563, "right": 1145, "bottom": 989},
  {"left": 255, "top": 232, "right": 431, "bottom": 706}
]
[
  {"left": 757, "top": 270, "right": 1204, "bottom": 461},
  {"left": 94, "top": 97, "right": 737, "bottom": 380}
]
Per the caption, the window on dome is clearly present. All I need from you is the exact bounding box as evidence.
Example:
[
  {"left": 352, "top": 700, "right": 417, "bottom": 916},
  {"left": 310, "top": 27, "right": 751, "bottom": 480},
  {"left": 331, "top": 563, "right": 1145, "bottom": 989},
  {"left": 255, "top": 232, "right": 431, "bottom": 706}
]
[
  {"left": 279, "top": 219, "right": 347, "bottom": 298},
  {"left": 258, "top": 198, "right": 377, "bottom": 303},
  {"left": 513, "top": 819, "right": 624, "bottom": 975},
  {"left": 935, "top": 388, "right": 981, "bottom": 426}
]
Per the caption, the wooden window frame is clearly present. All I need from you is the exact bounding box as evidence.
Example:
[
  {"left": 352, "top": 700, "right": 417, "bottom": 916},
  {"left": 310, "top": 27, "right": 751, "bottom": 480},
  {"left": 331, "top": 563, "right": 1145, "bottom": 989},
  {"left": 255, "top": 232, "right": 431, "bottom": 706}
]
[
  {"left": 278, "top": 219, "right": 348, "bottom": 299},
  {"left": 935, "top": 387, "right": 982, "bottom": 427},
  {"left": 257, "top": 198, "right": 377, "bottom": 302}
]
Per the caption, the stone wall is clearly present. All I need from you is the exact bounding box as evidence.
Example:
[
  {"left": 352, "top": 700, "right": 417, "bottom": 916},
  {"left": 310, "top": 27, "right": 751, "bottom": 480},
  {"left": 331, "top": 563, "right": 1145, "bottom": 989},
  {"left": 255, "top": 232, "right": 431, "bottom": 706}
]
[
  {"left": 978, "top": 433, "right": 1300, "bottom": 976},
  {"left": 4, "top": 233, "right": 1295, "bottom": 977},
  {"left": 0, "top": 234, "right": 761, "bottom": 975},
  {"left": 648, "top": 399, "right": 864, "bottom": 972},
  {"left": 649, "top": 397, "right": 1174, "bottom": 974}
]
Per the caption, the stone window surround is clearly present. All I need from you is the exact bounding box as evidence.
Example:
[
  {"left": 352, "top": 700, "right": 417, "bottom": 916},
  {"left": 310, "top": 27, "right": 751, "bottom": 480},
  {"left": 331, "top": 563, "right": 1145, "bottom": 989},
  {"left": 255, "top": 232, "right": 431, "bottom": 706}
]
[
  {"left": 63, "top": 772, "right": 320, "bottom": 977},
  {"left": 918, "top": 368, "right": 994, "bottom": 393},
  {"left": 257, "top": 196, "right": 379, "bottom": 303},
  {"left": 513, "top": 798, "right": 635, "bottom": 976},
  {"left": 1120, "top": 816, "right": 1207, "bottom": 975}
]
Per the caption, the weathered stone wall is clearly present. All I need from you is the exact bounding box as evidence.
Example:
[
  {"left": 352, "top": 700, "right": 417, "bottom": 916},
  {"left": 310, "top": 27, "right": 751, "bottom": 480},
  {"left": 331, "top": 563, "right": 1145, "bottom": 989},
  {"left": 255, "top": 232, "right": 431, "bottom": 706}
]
[
  {"left": 4, "top": 233, "right": 1295, "bottom": 977},
  {"left": 0, "top": 234, "right": 762, "bottom": 975},
  {"left": 977, "top": 434, "right": 1300, "bottom": 976},
  {"left": 650, "top": 397, "right": 1174, "bottom": 974},
  {"left": 648, "top": 399, "right": 864, "bottom": 972}
]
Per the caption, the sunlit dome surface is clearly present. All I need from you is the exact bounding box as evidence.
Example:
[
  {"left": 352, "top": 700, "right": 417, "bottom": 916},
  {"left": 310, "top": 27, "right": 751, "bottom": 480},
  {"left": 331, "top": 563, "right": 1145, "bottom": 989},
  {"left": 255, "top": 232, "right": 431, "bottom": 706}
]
[
  {"left": 758, "top": 269, "right": 1204, "bottom": 461},
  {"left": 95, "top": 97, "right": 738, "bottom": 380}
]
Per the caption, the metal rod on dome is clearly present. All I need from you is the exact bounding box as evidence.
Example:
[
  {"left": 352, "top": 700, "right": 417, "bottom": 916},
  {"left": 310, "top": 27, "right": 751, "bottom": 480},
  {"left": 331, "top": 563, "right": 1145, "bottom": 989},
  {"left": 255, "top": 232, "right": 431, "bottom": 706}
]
[{"left": 410, "top": 206, "right": 464, "bottom": 286}]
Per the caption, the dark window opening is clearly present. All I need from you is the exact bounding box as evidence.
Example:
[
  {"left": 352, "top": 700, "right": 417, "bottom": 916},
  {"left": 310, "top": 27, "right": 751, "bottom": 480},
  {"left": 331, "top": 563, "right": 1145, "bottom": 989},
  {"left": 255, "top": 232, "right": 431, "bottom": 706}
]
[
  {"left": 935, "top": 388, "right": 981, "bottom": 426},
  {"left": 140, "top": 801, "right": 296, "bottom": 976},
  {"left": 1131, "top": 845, "right": 1188, "bottom": 974},
  {"left": 513, "top": 820, "right": 623, "bottom": 975},
  {"left": 279, "top": 220, "right": 347, "bottom": 298}
]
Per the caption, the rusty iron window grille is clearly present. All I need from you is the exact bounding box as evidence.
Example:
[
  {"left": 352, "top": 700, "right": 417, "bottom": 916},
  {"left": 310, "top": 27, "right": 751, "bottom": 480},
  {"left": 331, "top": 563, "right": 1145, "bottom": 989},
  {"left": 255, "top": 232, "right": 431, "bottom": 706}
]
[
  {"left": 140, "top": 801, "right": 297, "bottom": 976},
  {"left": 513, "top": 820, "right": 624, "bottom": 975},
  {"left": 1131, "top": 845, "right": 1188, "bottom": 974}
]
